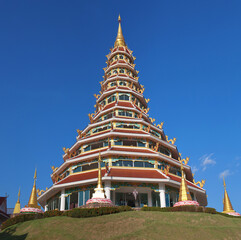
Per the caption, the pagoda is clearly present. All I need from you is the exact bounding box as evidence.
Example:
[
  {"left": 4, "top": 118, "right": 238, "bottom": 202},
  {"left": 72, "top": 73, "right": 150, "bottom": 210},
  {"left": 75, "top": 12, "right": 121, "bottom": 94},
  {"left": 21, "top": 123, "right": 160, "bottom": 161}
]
[
  {"left": 20, "top": 169, "right": 43, "bottom": 214},
  {"left": 222, "top": 178, "right": 240, "bottom": 216},
  {"left": 38, "top": 16, "right": 207, "bottom": 211}
]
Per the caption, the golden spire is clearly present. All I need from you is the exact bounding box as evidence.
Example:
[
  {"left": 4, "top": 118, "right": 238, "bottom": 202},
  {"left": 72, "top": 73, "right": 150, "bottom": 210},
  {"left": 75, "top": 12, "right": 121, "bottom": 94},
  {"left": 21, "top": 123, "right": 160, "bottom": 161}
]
[
  {"left": 28, "top": 169, "right": 41, "bottom": 209},
  {"left": 178, "top": 162, "right": 192, "bottom": 201},
  {"left": 97, "top": 153, "right": 103, "bottom": 189},
  {"left": 222, "top": 178, "right": 235, "bottom": 213},
  {"left": 13, "top": 188, "right": 21, "bottom": 214},
  {"left": 114, "top": 15, "right": 126, "bottom": 47}
]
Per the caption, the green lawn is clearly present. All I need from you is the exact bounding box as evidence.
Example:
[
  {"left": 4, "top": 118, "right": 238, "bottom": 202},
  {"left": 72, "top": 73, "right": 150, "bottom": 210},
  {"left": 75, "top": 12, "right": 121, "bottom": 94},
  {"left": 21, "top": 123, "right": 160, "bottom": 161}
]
[{"left": 1, "top": 211, "right": 241, "bottom": 240}]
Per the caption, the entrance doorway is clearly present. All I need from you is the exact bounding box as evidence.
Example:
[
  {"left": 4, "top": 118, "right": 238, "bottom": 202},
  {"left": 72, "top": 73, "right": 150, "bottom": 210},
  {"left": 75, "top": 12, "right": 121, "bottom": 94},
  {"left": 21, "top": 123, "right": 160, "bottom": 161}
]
[{"left": 115, "top": 192, "right": 148, "bottom": 207}]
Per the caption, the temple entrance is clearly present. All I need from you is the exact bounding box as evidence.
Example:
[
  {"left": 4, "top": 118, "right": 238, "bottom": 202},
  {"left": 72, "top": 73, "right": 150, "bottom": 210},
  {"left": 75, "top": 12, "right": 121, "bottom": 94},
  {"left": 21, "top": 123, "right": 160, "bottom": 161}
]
[{"left": 115, "top": 192, "right": 148, "bottom": 207}]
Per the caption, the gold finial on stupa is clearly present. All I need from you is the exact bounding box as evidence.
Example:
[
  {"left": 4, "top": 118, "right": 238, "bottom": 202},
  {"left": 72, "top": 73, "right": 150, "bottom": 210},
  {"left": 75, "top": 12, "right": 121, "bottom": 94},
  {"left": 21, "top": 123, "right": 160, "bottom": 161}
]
[
  {"left": 114, "top": 15, "right": 126, "bottom": 47},
  {"left": 13, "top": 188, "right": 21, "bottom": 214},
  {"left": 178, "top": 162, "right": 192, "bottom": 201},
  {"left": 222, "top": 177, "right": 235, "bottom": 213},
  {"left": 28, "top": 169, "right": 41, "bottom": 209},
  {"left": 97, "top": 153, "right": 103, "bottom": 189}
]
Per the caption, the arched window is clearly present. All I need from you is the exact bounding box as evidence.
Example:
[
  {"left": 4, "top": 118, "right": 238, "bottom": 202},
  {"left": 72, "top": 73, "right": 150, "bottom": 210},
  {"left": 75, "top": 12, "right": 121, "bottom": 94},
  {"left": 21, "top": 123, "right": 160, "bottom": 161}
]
[
  {"left": 119, "top": 55, "right": 124, "bottom": 59},
  {"left": 119, "top": 94, "right": 129, "bottom": 101},
  {"left": 110, "top": 82, "right": 116, "bottom": 87},
  {"left": 119, "top": 81, "right": 126, "bottom": 86},
  {"left": 108, "top": 95, "right": 116, "bottom": 103},
  {"left": 115, "top": 55, "right": 118, "bottom": 60},
  {"left": 119, "top": 68, "right": 125, "bottom": 74},
  {"left": 108, "top": 72, "right": 111, "bottom": 76},
  {"left": 113, "top": 70, "right": 118, "bottom": 75}
]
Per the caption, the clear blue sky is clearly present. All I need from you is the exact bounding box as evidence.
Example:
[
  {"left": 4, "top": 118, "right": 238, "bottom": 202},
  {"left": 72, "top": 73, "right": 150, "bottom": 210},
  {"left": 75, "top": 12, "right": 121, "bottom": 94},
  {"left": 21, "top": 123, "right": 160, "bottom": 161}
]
[{"left": 0, "top": 0, "right": 241, "bottom": 213}]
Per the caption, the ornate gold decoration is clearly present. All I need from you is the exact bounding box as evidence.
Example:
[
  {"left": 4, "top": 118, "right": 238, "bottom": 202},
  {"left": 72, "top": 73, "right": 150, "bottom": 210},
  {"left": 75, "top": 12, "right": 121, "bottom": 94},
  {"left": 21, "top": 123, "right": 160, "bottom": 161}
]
[
  {"left": 149, "top": 117, "right": 155, "bottom": 123},
  {"left": 151, "top": 142, "right": 159, "bottom": 152},
  {"left": 156, "top": 122, "right": 164, "bottom": 129},
  {"left": 166, "top": 135, "right": 176, "bottom": 144},
  {"left": 222, "top": 178, "right": 235, "bottom": 213},
  {"left": 94, "top": 94, "right": 100, "bottom": 99},
  {"left": 133, "top": 56, "right": 136, "bottom": 60},
  {"left": 179, "top": 156, "right": 189, "bottom": 165},
  {"left": 88, "top": 113, "right": 95, "bottom": 123},
  {"left": 192, "top": 175, "right": 206, "bottom": 188},
  {"left": 145, "top": 98, "right": 150, "bottom": 103},
  {"left": 114, "top": 15, "right": 126, "bottom": 47},
  {"left": 142, "top": 107, "right": 150, "bottom": 114},
  {"left": 136, "top": 70, "right": 139, "bottom": 74},
  {"left": 145, "top": 124, "right": 151, "bottom": 133},
  {"left": 51, "top": 166, "right": 58, "bottom": 172},
  {"left": 162, "top": 165, "right": 170, "bottom": 175},
  {"left": 134, "top": 76, "right": 139, "bottom": 81},
  {"left": 138, "top": 112, "right": 143, "bottom": 119},
  {"left": 77, "top": 129, "right": 82, "bottom": 137},
  {"left": 63, "top": 147, "right": 70, "bottom": 157},
  {"left": 37, "top": 187, "right": 48, "bottom": 196}
]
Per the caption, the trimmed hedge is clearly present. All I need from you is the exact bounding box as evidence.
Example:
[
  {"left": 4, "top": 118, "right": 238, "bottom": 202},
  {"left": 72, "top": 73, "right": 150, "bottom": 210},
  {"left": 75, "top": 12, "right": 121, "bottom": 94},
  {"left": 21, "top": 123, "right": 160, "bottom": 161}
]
[
  {"left": 1, "top": 206, "right": 132, "bottom": 230},
  {"left": 141, "top": 206, "right": 217, "bottom": 214}
]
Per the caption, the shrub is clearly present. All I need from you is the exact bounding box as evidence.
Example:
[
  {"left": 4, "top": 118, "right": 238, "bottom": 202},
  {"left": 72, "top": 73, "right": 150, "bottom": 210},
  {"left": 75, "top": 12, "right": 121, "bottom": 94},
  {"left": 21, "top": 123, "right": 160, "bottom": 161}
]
[
  {"left": 1, "top": 213, "right": 43, "bottom": 230},
  {"left": 141, "top": 206, "right": 217, "bottom": 214},
  {"left": 43, "top": 210, "right": 63, "bottom": 218},
  {"left": 1, "top": 206, "right": 132, "bottom": 230},
  {"left": 204, "top": 208, "right": 217, "bottom": 214}
]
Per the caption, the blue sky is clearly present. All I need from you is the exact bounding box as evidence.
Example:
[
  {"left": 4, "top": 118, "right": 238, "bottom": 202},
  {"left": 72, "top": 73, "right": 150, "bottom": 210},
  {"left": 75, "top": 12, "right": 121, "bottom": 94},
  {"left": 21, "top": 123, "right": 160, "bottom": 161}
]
[{"left": 0, "top": 0, "right": 241, "bottom": 213}]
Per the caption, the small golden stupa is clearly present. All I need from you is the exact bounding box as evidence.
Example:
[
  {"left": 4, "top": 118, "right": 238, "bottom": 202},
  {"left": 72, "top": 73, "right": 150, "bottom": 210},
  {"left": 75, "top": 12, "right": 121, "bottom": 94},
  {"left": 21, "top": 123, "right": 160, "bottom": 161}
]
[
  {"left": 222, "top": 178, "right": 240, "bottom": 216},
  {"left": 13, "top": 188, "right": 21, "bottom": 214},
  {"left": 174, "top": 162, "right": 199, "bottom": 207},
  {"left": 27, "top": 169, "right": 41, "bottom": 209},
  {"left": 20, "top": 169, "right": 43, "bottom": 213}
]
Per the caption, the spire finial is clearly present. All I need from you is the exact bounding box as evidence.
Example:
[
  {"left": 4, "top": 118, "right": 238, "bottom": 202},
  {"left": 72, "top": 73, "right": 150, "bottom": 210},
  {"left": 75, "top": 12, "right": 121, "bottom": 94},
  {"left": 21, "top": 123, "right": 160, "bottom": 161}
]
[
  {"left": 18, "top": 188, "right": 20, "bottom": 201},
  {"left": 223, "top": 177, "right": 226, "bottom": 189},
  {"left": 114, "top": 15, "right": 126, "bottom": 47},
  {"left": 97, "top": 152, "right": 103, "bottom": 189}
]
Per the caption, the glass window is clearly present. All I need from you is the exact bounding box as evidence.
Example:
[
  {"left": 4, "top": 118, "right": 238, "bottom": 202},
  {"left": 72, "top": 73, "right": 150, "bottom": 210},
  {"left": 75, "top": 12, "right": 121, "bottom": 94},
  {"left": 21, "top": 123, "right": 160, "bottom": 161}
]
[
  {"left": 165, "top": 193, "right": 170, "bottom": 207},
  {"left": 83, "top": 145, "right": 91, "bottom": 152},
  {"left": 78, "top": 191, "right": 83, "bottom": 206},
  {"left": 65, "top": 195, "right": 70, "bottom": 210},
  {"left": 126, "top": 111, "right": 132, "bottom": 117},
  {"left": 84, "top": 190, "right": 90, "bottom": 204},
  {"left": 123, "top": 161, "right": 133, "bottom": 167},
  {"left": 137, "top": 141, "right": 146, "bottom": 147},
  {"left": 73, "top": 166, "right": 82, "bottom": 173},
  {"left": 119, "top": 94, "right": 129, "bottom": 101},
  {"left": 112, "top": 160, "right": 123, "bottom": 166},
  {"left": 144, "top": 162, "right": 154, "bottom": 168},
  {"left": 108, "top": 95, "right": 116, "bottom": 103},
  {"left": 119, "top": 68, "right": 125, "bottom": 74},
  {"left": 134, "top": 161, "right": 144, "bottom": 167},
  {"left": 113, "top": 70, "right": 118, "bottom": 74},
  {"left": 119, "top": 55, "right": 124, "bottom": 59},
  {"left": 119, "top": 81, "right": 126, "bottom": 86}
]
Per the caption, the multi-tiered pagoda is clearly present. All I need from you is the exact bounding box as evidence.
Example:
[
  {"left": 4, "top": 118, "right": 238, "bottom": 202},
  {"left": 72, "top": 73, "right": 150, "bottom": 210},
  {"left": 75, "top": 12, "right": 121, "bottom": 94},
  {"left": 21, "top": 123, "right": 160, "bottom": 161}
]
[{"left": 38, "top": 16, "right": 207, "bottom": 211}]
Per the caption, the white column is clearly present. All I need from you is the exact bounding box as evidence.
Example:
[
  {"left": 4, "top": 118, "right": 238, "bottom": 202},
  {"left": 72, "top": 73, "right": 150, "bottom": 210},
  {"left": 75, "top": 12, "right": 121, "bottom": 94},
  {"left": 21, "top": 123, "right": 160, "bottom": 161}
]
[
  {"left": 60, "top": 189, "right": 65, "bottom": 211},
  {"left": 193, "top": 192, "right": 197, "bottom": 201},
  {"left": 148, "top": 191, "right": 152, "bottom": 207},
  {"left": 44, "top": 205, "right": 48, "bottom": 212},
  {"left": 159, "top": 183, "right": 166, "bottom": 208},
  {"left": 104, "top": 181, "right": 111, "bottom": 199}
]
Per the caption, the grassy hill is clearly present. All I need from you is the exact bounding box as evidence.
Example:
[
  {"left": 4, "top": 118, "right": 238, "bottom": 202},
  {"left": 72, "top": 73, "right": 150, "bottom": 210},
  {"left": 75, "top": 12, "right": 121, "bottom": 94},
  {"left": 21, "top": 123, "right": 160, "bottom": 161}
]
[{"left": 1, "top": 211, "right": 241, "bottom": 240}]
